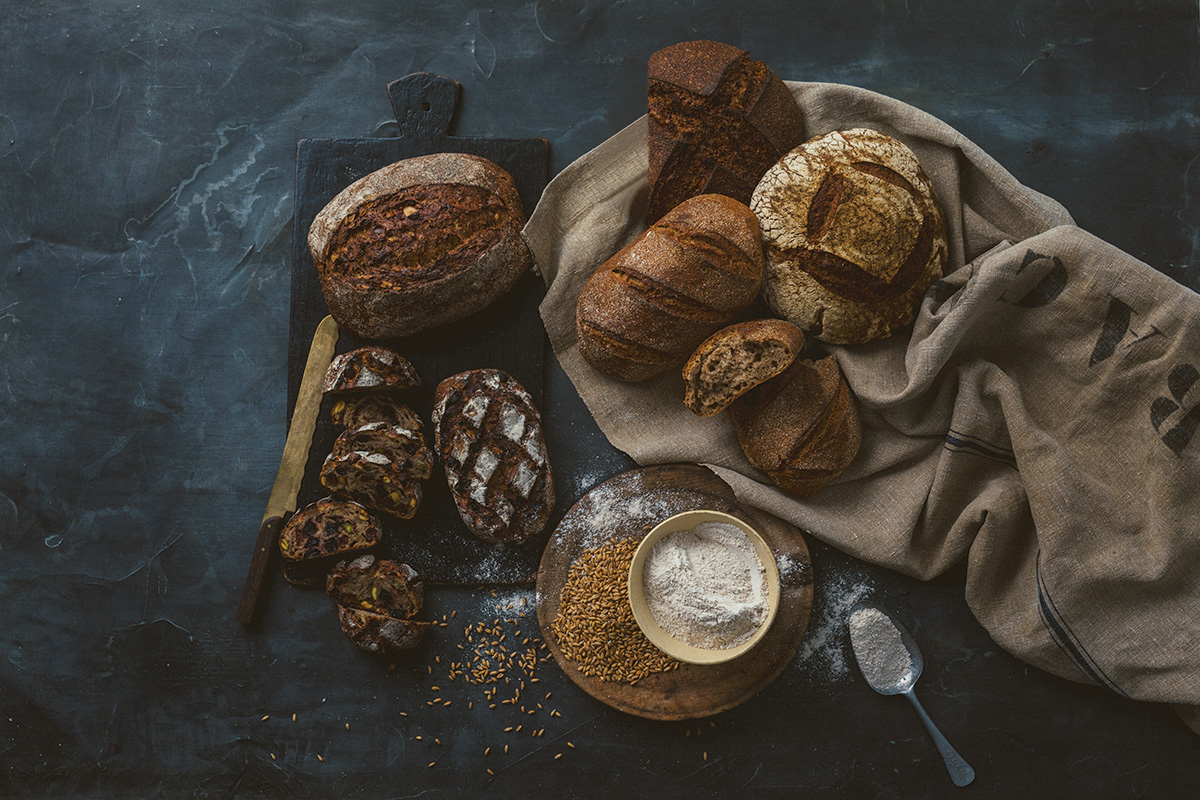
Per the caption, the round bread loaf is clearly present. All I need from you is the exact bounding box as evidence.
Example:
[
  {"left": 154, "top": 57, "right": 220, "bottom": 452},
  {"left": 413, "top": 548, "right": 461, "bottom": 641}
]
[
  {"left": 308, "top": 153, "right": 532, "bottom": 339},
  {"left": 681, "top": 318, "right": 805, "bottom": 417},
  {"left": 751, "top": 128, "right": 948, "bottom": 344},
  {"left": 728, "top": 354, "right": 861, "bottom": 497},
  {"left": 575, "top": 194, "right": 765, "bottom": 382}
]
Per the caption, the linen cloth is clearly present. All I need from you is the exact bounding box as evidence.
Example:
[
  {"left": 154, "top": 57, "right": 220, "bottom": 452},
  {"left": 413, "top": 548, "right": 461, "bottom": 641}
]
[{"left": 525, "top": 82, "right": 1200, "bottom": 728}]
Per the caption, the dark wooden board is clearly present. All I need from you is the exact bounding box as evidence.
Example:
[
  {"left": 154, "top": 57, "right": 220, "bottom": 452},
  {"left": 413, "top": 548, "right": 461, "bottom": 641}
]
[
  {"left": 535, "top": 464, "right": 815, "bottom": 720},
  {"left": 289, "top": 73, "right": 550, "bottom": 584}
]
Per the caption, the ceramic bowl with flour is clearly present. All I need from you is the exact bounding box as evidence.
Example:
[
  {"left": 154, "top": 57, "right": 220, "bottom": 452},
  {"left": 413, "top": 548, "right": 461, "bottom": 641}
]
[{"left": 628, "top": 510, "right": 781, "bottom": 665}]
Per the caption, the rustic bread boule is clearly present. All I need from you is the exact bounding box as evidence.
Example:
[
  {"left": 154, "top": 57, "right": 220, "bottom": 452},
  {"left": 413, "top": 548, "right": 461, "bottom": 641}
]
[
  {"left": 752, "top": 128, "right": 948, "bottom": 344},
  {"left": 728, "top": 354, "right": 861, "bottom": 496},
  {"left": 575, "top": 193, "right": 765, "bottom": 382},
  {"left": 308, "top": 153, "right": 532, "bottom": 339},
  {"left": 682, "top": 318, "right": 805, "bottom": 417},
  {"left": 647, "top": 40, "right": 806, "bottom": 223}
]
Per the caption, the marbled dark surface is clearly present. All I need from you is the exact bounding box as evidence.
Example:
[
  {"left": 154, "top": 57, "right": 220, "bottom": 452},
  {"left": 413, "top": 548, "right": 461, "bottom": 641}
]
[{"left": 2, "top": 1, "right": 1198, "bottom": 797}]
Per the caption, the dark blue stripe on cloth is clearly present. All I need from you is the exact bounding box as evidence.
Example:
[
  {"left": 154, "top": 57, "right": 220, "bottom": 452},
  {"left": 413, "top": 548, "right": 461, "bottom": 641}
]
[
  {"left": 944, "top": 429, "right": 1017, "bottom": 466},
  {"left": 1035, "top": 551, "right": 1129, "bottom": 697}
]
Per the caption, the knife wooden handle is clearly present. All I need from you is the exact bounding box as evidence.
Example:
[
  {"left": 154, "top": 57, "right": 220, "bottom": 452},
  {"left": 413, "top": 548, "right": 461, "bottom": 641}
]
[{"left": 237, "top": 515, "right": 286, "bottom": 626}]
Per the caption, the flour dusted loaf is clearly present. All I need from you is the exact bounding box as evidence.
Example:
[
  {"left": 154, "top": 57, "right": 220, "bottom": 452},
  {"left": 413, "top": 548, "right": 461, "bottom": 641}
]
[
  {"left": 278, "top": 498, "right": 382, "bottom": 588},
  {"left": 752, "top": 128, "right": 948, "bottom": 344},
  {"left": 323, "top": 346, "right": 421, "bottom": 395},
  {"left": 308, "top": 153, "right": 532, "bottom": 339},
  {"left": 327, "top": 555, "right": 430, "bottom": 655},
  {"left": 320, "top": 421, "right": 432, "bottom": 519},
  {"left": 647, "top": 40, "right": 806, "bottom": 223},
  {"left": 682, "top": 318, "right": 805, "bottom": 417},
  {"left": 432, "top": 369, "right": 554, "bottom": 545},
  {"left": 575, "top": 194, "right": 765, "bottom": 382},
  {"left": 728, "top": 354, "right": 861, "bottom": 497}
]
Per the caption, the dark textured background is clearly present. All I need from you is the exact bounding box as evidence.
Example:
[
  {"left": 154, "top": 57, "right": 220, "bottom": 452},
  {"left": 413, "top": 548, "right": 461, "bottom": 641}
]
[{"left": 2, "top": 1, "right": 1198, "bottom": 797}]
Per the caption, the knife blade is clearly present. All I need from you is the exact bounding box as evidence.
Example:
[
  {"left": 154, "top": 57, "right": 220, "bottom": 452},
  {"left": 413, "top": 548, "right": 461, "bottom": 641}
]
[{"left": 238, "top": 314, "right": 339, "bottom": 626}]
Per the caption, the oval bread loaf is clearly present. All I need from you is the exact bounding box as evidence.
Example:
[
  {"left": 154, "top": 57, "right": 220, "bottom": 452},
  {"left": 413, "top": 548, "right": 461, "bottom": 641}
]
[
  {"left": 728, "top": 354, "right": 861, "bottom": 497},
  {"left": 682, "top": 318, "right": 805, "bottom": 417},
  {"left": 308, "top": 153, "right": 532, "bottom": 339},
  {"left": 752, "top": 128, "right": 948, "bottom": 344},
  {"left": 432, "top": 369, "right": 555, "bottom": 545},
  {"left": 647, "top": 40, "right": 806, "bottom": 223},
  {"left": 575, "top": 193, "right": 765, "bottom": 382}
]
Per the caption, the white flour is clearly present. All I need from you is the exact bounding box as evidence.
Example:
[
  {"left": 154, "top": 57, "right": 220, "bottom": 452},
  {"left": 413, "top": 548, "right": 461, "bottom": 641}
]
[
  {"left": 642, "top": 521, "right": 768, "bottom": 650},
  {"left": 848, "top": 606, "right": 913, "bottom": 690},
  {"left": 790, "top": 569, "right": 875, "bottom": 683}
]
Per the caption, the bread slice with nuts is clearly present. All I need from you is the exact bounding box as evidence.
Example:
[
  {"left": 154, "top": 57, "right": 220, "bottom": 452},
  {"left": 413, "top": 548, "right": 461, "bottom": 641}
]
[
  {"left": 330, "top": 394, "right": 424, "bottom": 432},
  {"left": 323, "top": 345, "right": 421, "bottom": 394},
  {"left": 327, "top": 555, "right": 430, "bottom": 656},
  {"left": 320, "top": 421, "right": 432, "bottom": 519},
  {"left": 682, "top": 319, "right": 805, "bottom": 417},
  {"left": 278, "top": 498, "right": 382, "bottom": 588}
]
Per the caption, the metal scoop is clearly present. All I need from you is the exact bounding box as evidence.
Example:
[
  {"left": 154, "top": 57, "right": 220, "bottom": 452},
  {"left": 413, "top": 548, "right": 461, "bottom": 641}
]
[{"left": 848, "top": 600, "right": 976, "bottom": 787}]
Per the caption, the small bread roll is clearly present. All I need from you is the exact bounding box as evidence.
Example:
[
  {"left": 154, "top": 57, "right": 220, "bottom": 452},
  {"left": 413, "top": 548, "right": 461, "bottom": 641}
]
[{"left": 752, "top": 128, "right": 948, "bottom": 344}]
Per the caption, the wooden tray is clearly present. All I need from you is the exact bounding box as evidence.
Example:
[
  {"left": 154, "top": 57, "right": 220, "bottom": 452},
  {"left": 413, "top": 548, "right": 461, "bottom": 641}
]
[
  {"left": 535, "top": 464, "right": 814, "bottom": 720},
  {"left": 288, "top": 73, "right": 551, "bottom": 585}
]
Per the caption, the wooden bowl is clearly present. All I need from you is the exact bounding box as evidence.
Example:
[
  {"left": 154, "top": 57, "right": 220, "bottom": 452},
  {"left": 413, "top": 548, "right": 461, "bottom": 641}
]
[{"left": 628, "top": 509, "right": 781, "bottom": 665}]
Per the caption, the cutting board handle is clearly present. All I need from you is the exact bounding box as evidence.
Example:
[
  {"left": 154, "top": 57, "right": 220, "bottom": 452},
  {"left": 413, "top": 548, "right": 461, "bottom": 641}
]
[{"left": 388, "top": 72, "right": 459, "bottom": 146}]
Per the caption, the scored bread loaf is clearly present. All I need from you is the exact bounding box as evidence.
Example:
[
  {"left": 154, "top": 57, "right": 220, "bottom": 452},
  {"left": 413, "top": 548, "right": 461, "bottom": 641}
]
[
  {"left": 647, "top": 40, "right": 805, "bottom": 223},
  {"left": 728, "top": 354, "right": 861, "bottom": 497},
  {"left": 575, "top": 194, "right": 765, "bottom": 382},
  {"left": 432, "top": 369, "right": 555, "bottom": 545},
  {"left": 277, "top": 498, "right": 382, "bottom": 588},
  {"left": 682, "top": 319, "right": 805, "bottom": 417},
  {"left": 308, "top": 153, "right": 532, "bottom": 339},
  {"left": 323, "top": 346, "right": 421, "bottom": 394},
  {"left": 752, "top": 128, "right": 948, "bottom": 344}
]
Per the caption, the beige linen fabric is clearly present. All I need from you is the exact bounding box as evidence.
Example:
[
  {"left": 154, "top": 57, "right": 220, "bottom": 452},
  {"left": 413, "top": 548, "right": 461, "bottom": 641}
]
[{"left": 526, "top": 82, "right": 1200, "bottom": 726}]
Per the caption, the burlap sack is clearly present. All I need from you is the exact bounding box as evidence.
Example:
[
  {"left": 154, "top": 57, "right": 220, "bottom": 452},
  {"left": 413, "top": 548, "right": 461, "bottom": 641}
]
[{"left": 526, "top": 82, "right": 1200, "bottom": 728}]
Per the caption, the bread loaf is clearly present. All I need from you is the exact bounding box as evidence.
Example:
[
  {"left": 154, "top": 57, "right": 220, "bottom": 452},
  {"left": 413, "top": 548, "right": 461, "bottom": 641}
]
[
  {"left": 647, "top": 40, "right": 805, "bottom": 223},
  {"left": 278, "top": 498, "right": 382, "bottom": 588},
  {"left": 752, "top": 128, "right": 948, "bottom": 344},
  {"left": 336, "top": 606, "right": 430, "bottom": 655},
  {"left": 575, "top": 194, "right": 765, "bottom": 382},
  {"left": 432, "top": 369, "right": 554, "bottom": 545},
  {"left": 682, "top": 319, "right": 805, "bottom": 417},
  {"left": 308, "top": 153, "right": 532, "bottom": 339},
  {"left": 323, "top": 346, "right": 421, "bottom": 395},
  {"left": 728, "top": 354, "right": 861, "bottom": 496}
]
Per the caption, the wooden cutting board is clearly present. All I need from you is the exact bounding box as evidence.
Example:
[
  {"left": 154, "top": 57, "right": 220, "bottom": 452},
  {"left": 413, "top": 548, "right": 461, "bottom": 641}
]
[
  {"left": 535, "top": 464, "right": 814, "bottom": 720},
  {"left": 289, "top": 72, "right": 551, "bottom": 585}
]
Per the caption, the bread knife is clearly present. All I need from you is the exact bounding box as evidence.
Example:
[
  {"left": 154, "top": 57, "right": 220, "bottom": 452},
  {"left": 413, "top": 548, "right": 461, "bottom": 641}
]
[{"left": 237, "top": 314, "right": 339, "bottom": 626}]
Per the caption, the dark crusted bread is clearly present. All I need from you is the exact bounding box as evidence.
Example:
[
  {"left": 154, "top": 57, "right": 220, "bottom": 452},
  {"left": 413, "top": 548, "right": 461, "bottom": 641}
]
[
  {"left": 308, "top": 152, "right": 532, "bottom": 339},
  {"left": 326, "top": 555, "right": 424, "bottom": 620},
  {"left": 647, "top": 40, "right": 805, "bottom": 223},
  {"left": 320, "top": 421, "right": 431, "bottom": 520},
  {"left": 576, "top": 194, "right": 764, "bottom": 382},
  {"left": 682, "top": 319, "right": 805, "bottom": 417},
  {"left": 278, "top": 498, "right": 382, "bottom": 588},
  {"left": 752, "top": 128, "right": 948, "bottom": 344},
  {"left": 432, "top": 369, "right": 554, "bottom": 545},
  {"left": 330, "top": 394, "right": 424, "bottom": 432},
  {"left": 323, "top": 346, "right": 421, "bottom": 395},
  {"left": 728, "top": 354, "right": 861, "bottom": 496}
]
